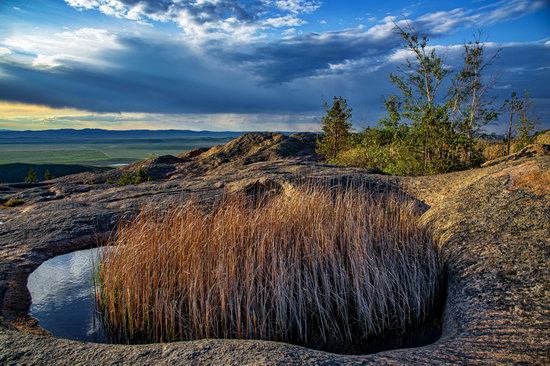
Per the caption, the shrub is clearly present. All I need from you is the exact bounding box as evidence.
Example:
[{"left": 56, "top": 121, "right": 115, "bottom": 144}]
[
  {"left": 3, "top": 198, "right": 24, "bottom": 207},
  {"left": 334, "top": 146, "right": 390, "bottom": 170},
  {"left": 95, "top": 184, "right": 443, "bottom": 347},
  {"left": 116, "top": 167, "right": 153, "bottom": 185}
]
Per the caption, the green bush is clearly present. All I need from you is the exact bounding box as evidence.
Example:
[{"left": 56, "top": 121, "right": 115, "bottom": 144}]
[{"left": 115, "top": 167, "right": 153, "bottom": 186}]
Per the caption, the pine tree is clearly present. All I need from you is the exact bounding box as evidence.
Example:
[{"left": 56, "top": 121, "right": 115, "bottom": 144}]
[
  {"left": 25, "top": 167, "right": 37, "bottom": 183},
  {"left": 316, "top": 96, "right": 353, "bottom": 161},
  {"left": 44, "top": 169, "right": 54, "bottom": 180}
]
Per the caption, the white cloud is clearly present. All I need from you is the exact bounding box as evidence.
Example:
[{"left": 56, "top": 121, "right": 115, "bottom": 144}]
[
  {"left": 274, "top": 0, "right": 321, "bottom": 14},
  {"left": 64, "top": 0, "right": 320, "bottom": 43},
  {"left": 63, "top": 0, "right": 546, "bottom": 47},
  {"left": 65, "top": 0, "right": 100, "bottom": 10},
  {"left": 281, "top": 28, "right": 297, "bottom": 39},
  {"left": 365, "top": 16, "right": 405, "bottom": 40},
  {"left": 263, "top": 15, "right": 306, "bottom": 28},
  {"left": 414, "top": 1, "right": 548, "bottom": 35},
  {"left": 0, "top": 47, "right": 12, "bottom": 56},
  {"left": 416, "top": 8, "right": 468, "bottom": 34},
  {"left": 4, "top": 28, "right": 123, "bottom": 68}
]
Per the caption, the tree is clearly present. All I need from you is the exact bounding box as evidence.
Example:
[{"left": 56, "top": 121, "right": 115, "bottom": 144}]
[
  {"left": 25, "top": 167, "right": 37, "bottom": 183},
  {"left": 503, "top": 92, "right": 523, "bottom": 155},
  {"left": 515, "top": 91, "right": 538, "bottom": 149},
  {"left": 316, "top": 96, "right": 353, "bottom": 161},
  {"left": 388, "top": 24, "right": 456, "bottom": 174},
  {"left": 44, "top": 169, "right": 54, "bottom": 180},
  {"left": 449, "top": 32, "right": 499, "bottom": 164}
]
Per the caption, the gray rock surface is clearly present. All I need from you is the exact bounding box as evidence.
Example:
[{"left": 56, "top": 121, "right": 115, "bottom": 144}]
[{"left": 0, "top": 132, "right": 548, "bottom": 365}]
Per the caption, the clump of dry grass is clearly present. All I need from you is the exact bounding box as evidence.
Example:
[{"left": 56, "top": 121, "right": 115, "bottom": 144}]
[{"left": 95, "top": 184, "right": 443, "bottom": 347}]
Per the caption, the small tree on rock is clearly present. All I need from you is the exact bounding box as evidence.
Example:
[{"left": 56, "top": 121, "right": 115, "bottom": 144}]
[
  {"left": 316, "top": 96, "right": 353, "bottom": 161},
  {"left": 503, "top": 92, "right": 523, "bottom": 155},
  {"left": 44, "top": 169, "right": 54, "bottom": 180},
  {"left": 515, "top": 91, "right": 539, "bottom": 150},
  {"left": 25, "top": 167, "right": 37, "bottom": 183}
]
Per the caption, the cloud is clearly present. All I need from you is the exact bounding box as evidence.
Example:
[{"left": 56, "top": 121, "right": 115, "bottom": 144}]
[
  {"left": 227, "top": 27, "right": 395, "bottom": 83},
  {"left": 0, "top": 0, "right": 548, "bottom": 132},
  {"left": 55, "top": 0, "right": 548, "bottom": 84},
  {"left": 218, "top": 1, "right": 548, "bottom": 84},
  {"left": 3, "top": 28, "right": 122, "bottom": 68},
  {"left": 16, "top": 112, "right": 321, "bottom": 132},
  {"left": 273, "top": 0, "right": 321, "bottom": 14},
  {"left": 1, "top": 31, "right": 548, "bottom": 128},
  {"left": 263, "top": 15, "right": 306, "bottom": 28},
  {"left": 413, "top": 0, "right": 548, "bottom": 34},
  {"left": 64, "top": 0, "right": 318, "bottom": 43},
  {"left": 0, "top": 34, "right": 326, "bottom": 115}
]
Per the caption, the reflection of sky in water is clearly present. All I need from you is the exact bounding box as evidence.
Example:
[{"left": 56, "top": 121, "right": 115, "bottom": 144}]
[{"left": 27, "top": 247, "right": 108, "bottom": 342}]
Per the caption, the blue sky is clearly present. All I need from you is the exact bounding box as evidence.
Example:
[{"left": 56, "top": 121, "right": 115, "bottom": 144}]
[{"left": 0, "top": 0, "right": 549, "bottom": 132}]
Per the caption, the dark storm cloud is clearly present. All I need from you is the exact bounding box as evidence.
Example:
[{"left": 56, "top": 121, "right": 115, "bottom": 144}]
[
  {"left": 0, "top": 36, "right": 322, "bottom": 114},
  {"left": 224, "top": 29, "right": 393, "bottom": 83}
]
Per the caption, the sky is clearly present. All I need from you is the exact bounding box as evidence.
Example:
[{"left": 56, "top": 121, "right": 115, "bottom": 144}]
[{"left": 0, "top": 0, "right": 549, "bottom": 132}]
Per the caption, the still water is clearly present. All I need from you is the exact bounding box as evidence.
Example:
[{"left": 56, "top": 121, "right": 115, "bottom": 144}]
[
  {"left": 26, "top": 247, "right": 443, "bottom": 352},
  {"left": 27, "top": 247, "right": 108, "bottom": 343}
]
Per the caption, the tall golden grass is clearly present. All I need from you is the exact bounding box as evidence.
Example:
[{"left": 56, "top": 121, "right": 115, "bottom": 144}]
[{"left": 95, "top": 184, "right": 443, "bottom": 347}]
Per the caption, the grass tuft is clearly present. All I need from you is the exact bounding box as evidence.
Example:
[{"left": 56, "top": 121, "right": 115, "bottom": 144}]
[{"left": 95, "top": 184, "right": 443, "bottom": 347}]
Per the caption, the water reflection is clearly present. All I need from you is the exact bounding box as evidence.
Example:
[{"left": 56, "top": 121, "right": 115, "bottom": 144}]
[{"left": 27, "top": 247, "right": 107, "bottom": 343}]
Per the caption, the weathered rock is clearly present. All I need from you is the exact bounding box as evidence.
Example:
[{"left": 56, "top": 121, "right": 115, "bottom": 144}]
[
  {"left": 481, "top": 143, "right": 549, "bottom": 167},
  {"left": 0, "top": 133, "right": 548, "bottom": 365}
]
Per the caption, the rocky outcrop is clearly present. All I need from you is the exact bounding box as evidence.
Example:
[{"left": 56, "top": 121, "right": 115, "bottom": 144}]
[
  {"left": 481, "top": 143, "right": 549, "bottom": 167},
  {"left": 0, "top": 133, "right": 548, "bottom": 365}
]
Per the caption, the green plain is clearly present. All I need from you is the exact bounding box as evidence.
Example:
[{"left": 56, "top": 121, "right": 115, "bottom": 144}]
[{"left": 0, "top": 139, "right": 231, "bottom": 166}]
